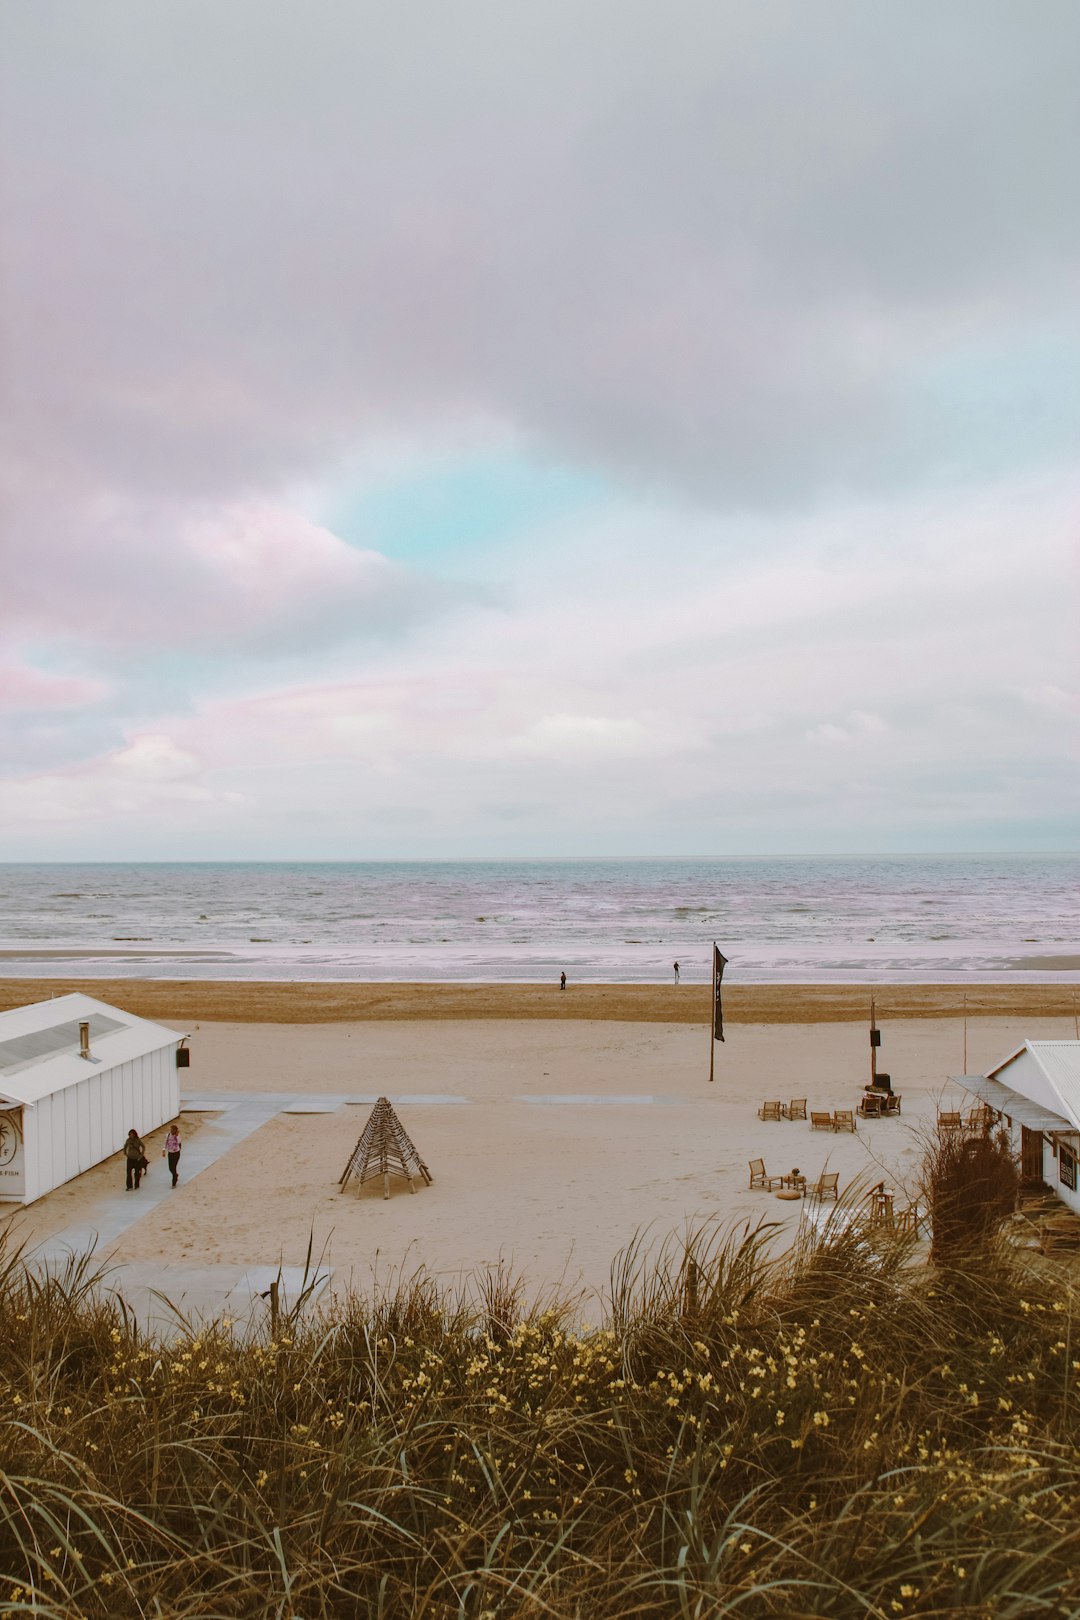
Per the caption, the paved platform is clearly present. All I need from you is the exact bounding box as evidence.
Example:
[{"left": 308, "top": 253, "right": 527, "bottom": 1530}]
[
  {"left": 183, "top": 1090, "right": 471, "bottom": 1110},
  {"left": 520, "top": 1093, "right": 696, "bottom": 1105}
]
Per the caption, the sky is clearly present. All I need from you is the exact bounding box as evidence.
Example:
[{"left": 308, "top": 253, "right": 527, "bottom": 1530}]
[{"left": 1, "top": 1, "right": 1078, "bottom": 859}]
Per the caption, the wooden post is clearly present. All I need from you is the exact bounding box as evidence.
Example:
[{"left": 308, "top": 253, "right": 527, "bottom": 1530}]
[
  {"left": 963, "top": 992, "right": 968, "bottom": 1072},
  {"left": 269, "top": 1279, "right": 279, "bottom": 1337},
  {"left": 682, "top": 1257, "right": 699, "bottom": 1319},
  {"left": 870, "top": 996, "right": 877, "bottom": 1087}
]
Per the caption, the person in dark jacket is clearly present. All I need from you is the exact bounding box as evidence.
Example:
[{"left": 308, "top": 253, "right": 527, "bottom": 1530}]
[{"left": 124, "top": 1128, "right": 147, "bottom": 1190}]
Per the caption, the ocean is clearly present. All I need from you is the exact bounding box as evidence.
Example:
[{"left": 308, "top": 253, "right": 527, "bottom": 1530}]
[{"left": 0, "top": 856, "right": 1077, "bottom": 984}]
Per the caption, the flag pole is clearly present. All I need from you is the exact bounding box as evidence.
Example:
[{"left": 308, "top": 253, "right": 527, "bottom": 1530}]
[
  {"left": 709, "top": 941, "right": 716, "bottom": 1083},
  {"left": 870, "top": 995, "right": 877, "bottom": 1087}
]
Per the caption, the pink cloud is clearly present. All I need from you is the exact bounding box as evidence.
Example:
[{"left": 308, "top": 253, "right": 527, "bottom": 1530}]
[
  {"left": 0, "top": 664, "right": 107, "bottom": 710},
  {"left": 2, "top": 494, "right": 448, "bottom": 656}
]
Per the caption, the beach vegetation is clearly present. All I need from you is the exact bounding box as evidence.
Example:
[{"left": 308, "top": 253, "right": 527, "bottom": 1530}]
[{"left": 0, "top": 1193, "right": 1076, "bottom": 1616}]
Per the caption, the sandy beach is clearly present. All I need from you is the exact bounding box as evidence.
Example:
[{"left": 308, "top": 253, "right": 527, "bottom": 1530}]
[
  {"left": 1, "top": 976, "right": 1077, "bottom": 1024},
  {"left": 3, "top": 983, "right": 1076, "bottom": 1308}
]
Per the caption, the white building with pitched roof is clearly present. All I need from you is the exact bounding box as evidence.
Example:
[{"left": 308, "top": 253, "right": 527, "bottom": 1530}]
[
  {"left": 0, "top": 993, "right": 185, "bottom": 1205},
  {"left": 958, "top": 1041, "right": 1080, "bottom": 1215}
]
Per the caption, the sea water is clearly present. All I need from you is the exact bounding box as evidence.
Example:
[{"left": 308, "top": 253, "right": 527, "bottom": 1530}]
[{"left": 0, "top": 856, "right": 1076, "bottom": 983}]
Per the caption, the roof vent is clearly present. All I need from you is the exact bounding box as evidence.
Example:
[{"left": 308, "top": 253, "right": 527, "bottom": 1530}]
[{"left": 79, "top": 1021, "right": 91, "bottom": 1060}]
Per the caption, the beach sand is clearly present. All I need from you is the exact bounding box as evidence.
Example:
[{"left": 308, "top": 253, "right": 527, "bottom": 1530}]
[
  {"left": 2, "top": 987, "right": 1075, "bottom": 1306},
  {"left": 0, "top": 977, "right": 1077, "bottom": 1024}
]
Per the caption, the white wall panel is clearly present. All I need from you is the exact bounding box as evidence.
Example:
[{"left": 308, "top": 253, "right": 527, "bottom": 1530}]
[
  {"left": 109, "top": 1071, "right": 125, "bottom": 1159},
  {"left": 37, "top": 1094, "right": 52, "bottom": 1196},
  {"left": 34, "top": 1095, "right": 48, "bottom": 1199},
  {"left": 51, "top": 1093, "right": 66, "bottom": 1192},
  {"left": 62, "top": 1090, "right": 77, "bottom": 1186},
  {"left": 75, "top": 1083, "right": 90, "bottom": 1174},
  {"left": 35, "top": 1101, "right": 50, "bottom": 1201},
  {"left": 121, "top": 1063, "right": 135, "bottom": 1135},
  {"left": 150, "top": 1051, "right": 163, "bottom": 1123},
  {"left": 167, "top": 1047, "right": 180, "bottom": 1120},
  {"left": 87, "top": 1075, "right": 102, "bottom": 1167}
]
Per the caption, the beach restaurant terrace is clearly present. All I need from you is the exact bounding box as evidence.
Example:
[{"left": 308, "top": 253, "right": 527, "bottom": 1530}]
[
  {"left": 957, "top": 1041, "right": 1080, "bottom": 1215},
  {"left": 0, "top": 993, "right": 185, "bottom": 1206}
]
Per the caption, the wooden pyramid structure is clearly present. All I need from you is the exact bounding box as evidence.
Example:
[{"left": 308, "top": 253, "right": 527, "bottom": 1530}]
[{"left": 339, "top": 1097, "right": 433, "bottom": 1199}]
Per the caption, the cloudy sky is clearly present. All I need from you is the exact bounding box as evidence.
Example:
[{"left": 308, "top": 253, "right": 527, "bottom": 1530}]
[{"left": 2, "top": 2, "right": 1077, "bottom": 859}]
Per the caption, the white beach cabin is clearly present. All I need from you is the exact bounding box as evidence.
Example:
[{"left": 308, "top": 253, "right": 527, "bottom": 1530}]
[
  {"left": 958, "top": 1041, "right": 1080, "bottom": 1216},
  {"left": 0, "top": 993, "right": 186, "bottom": 1206}
]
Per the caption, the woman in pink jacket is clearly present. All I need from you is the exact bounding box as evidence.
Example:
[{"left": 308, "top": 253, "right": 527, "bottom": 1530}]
[{"left": 163, "top": 1124, "right": 182, "bottom": 1187}]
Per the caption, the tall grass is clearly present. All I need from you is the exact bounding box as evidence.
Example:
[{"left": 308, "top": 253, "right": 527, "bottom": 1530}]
[
  {"left": 922, "top": 1121, "right": 1021, "bottom": 1264},
  {"left": 0, "top": 1206, "right": 1077, "bottom": 1616}
]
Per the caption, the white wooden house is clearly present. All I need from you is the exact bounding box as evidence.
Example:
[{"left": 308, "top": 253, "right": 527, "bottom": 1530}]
[
  {"left": 0, "top": 993, "right": 186, "bottom": 1206},
  {"left": 958, "top": 1041, "right": 1080, "bottom": 1216}
]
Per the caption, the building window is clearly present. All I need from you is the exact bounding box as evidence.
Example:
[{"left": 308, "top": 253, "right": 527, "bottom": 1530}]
[{"left": 1060, "top": 1143, "right": 1078, "bottom": 1192}]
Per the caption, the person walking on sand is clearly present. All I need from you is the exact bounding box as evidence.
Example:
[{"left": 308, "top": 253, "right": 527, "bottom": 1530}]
[
  {"left": 124, "top": 1128, "right": 147, "bottom": 1190},
  {"left": 673, "top": 961, "right": 680, "bottom": 983},
  {"left": 560, "top": 971, "right": 567, "bottom": 991},
  {"left": 163, "top": 1122, "right": 182, "bottom": 1187}
]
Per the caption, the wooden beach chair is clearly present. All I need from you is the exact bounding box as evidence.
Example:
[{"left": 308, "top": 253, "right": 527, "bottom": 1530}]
[
  {"left": 787, "top": 1099, "right": 807, "bottom": 1120},
  {"left": 811, "top": 1111, "right": 834, "bottom": 1131},
  {"left": 810, "top": 1171, "right": 839, "bottom": 1201},
  {"left": 885, "top": 1094, "right": 902, "bottom": 1116},
  {"left": 749, "top": 1158, "right": 784, "bottom": 1191},
  {"left": 858, "top": 1093, "right": 883, "bottom": 1118},
  {"left": 937, "top": 1110, "right": 962, "bottom": 1131},
  {"left": 758, "top": 1101, "right": 786, "bottom": 1121},
  {"left": 966, "top": 1105, "right": 992, "bottom": 1129},
  {"left": 832, "top": 1109, "right": 856, "bottom": 1133}
]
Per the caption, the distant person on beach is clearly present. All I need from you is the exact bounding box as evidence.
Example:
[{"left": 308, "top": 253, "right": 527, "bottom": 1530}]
[
  {"left": 560, "top": 972, "right": 566, "bottom": 990},
  {"left": 673, "top": 961, "right": 680, "bottom": 983},
  {"left": 124, "top": 1128, "right": 147, "bottom": 1190},
  {"left": 163, "top": 1123, "right": 182, "bottom": 1186}
]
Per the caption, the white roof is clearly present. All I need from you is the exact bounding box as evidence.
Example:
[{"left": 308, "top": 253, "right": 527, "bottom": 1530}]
[
  {"left": 0, "top": 993, "right": 185, "bottom": 1108},
  {"left": 977, "top": 1041, "right": 1080, "bottom": 1133}
]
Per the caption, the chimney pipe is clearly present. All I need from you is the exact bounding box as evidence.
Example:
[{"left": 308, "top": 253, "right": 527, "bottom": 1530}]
[{"left": 79, "top": 1021, "right": 91, "bottom": 1059}]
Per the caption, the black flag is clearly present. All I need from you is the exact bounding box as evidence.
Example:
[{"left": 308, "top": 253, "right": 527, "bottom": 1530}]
[{"left": 713, "top": 947, "right": 728, "bottom": 1042}]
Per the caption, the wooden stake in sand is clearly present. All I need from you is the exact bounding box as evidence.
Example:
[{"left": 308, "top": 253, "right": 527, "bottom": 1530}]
[
  {"left": 339, "top": 1097, "right": 433, "bottom": 1200},
  {"left": 870, "top": 995, "right": 880, "bottom": 1086}
]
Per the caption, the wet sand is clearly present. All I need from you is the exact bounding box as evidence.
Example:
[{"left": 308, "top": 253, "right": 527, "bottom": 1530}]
[{"left": 0, "top": 977, "right": 1077, "bottom": 1025}]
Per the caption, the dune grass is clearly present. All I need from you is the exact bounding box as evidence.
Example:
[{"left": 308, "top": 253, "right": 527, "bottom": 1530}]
[{"left": 0, "top": 1188, "right": 1078, "bottom": 1616}]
